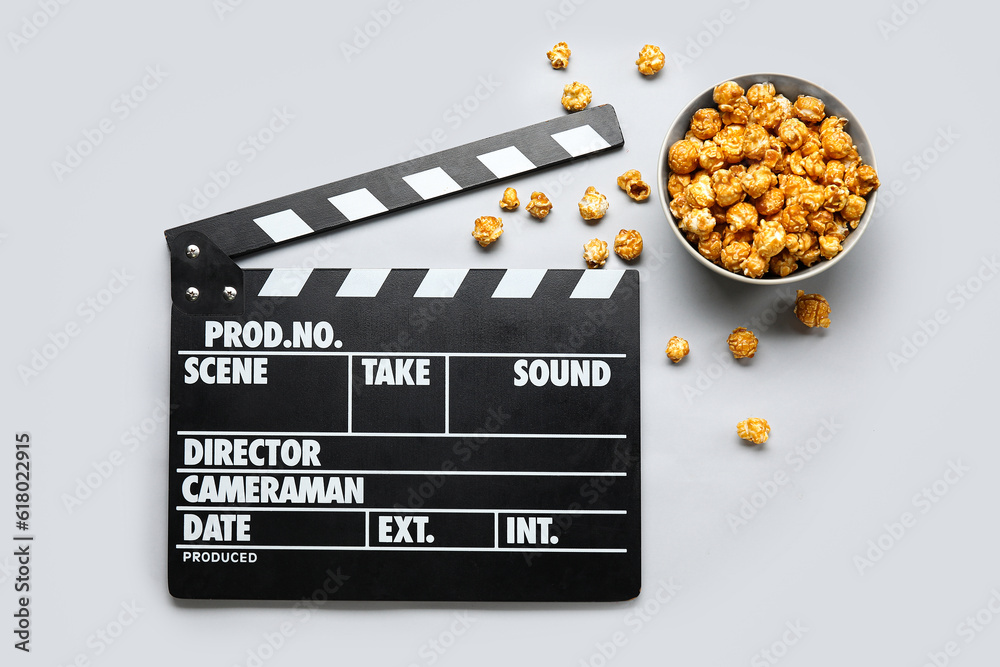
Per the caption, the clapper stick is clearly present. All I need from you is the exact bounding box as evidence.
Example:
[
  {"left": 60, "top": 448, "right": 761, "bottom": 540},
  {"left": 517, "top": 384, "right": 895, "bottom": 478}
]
[{"left": 164, "top": 105, "right": 624, "bottom": 259}]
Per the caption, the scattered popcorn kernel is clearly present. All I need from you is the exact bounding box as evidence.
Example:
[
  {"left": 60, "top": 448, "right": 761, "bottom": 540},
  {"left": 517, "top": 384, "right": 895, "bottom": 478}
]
[
  {"left": 669, "top": 139, "right": 702, "bottom": 174},
  {"left": 617, "top": 169, "right": 651, "bottom": 201},
  {"left": 727, "top": 327, "right": 758, "bottom": 359},
  {"left": 713, "top": 81, "right": 744, "bottom": 110},
  {"left": 499, "top": 187, "right": 519, "bottom": 211},
  {"left": 583, "top": 238, "right": 609, "bottom": 268},
  {"left": 737, "top": 417, "right": 770, "bottom": 445},
  {"left": 614, "top": 229, "right": 643, "bottom": 260},
  {"left": 525, "top": 191, "right": 553, "bottom": 219},
  {"left": 746, "top": 82, "right": 776, "bottom": 107},
  {"left": 691, "top": 108, "right": 723, "bottom": 140},
  {"left": 635, "top": 44, "right": 665, "bottom": 75},
  {"left": 794, "top": 290, "right": 832, "bottom": 328},
  {"left": 547, "top": 41, "right": 571, "bottom": 69},
  {"left": 720, "top": 241, "right": 751, "bottom": 272},
  {"left": 665, "top": 336, "right": 690, "bottom": 363},
  {"left": 472, "top": 216, "right": 503, "bottom": 247},
  {"left": 561, "top": 81, "right": 592, "bottom": 111},
  {"left": 842, "top": 194, "right": 867, "bottom": 224},
  {"left": 793, "top": 95, "right": 826, "bottom": 124},
  {"left": 579, "top": 186, "right": 609, "bottom": 220}
]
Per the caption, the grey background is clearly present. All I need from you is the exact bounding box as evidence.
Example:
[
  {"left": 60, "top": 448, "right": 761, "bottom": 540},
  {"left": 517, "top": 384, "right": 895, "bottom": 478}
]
[{"left": 2, "top": 0, "right": 996, "bottom": 665}]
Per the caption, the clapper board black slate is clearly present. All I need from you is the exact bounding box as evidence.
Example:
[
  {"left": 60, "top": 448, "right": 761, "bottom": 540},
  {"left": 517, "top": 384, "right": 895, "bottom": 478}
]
[{"left": 165, "top": 105, "right": 641, "bottom": 601}]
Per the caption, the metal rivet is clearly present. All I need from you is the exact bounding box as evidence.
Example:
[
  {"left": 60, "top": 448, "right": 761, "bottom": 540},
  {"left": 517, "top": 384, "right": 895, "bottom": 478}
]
[
  {"left": 186, "top": 244, "right": 200, "bottom": 259},
  {"left": 185, "top": 287, "right": 200, "bottom": 301},
  {"left": 223, "top": 286, "right": 238, "bottom": 301}
]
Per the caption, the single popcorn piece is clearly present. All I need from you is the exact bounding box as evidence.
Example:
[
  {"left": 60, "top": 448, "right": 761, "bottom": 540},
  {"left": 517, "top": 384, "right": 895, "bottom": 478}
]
[
  {"left": 561, "top": 81, "right": 592, "bottom": 111},
  {"left": 614, "top": 229, "right": 643, "bottom": 260},
  {"left": 793, "top": 95, "right": 826, "bottom": 124},
  {"left": 778, "top": 118, "right": 810, "bottom": 151},
  {"left": 726, "top": 201, "right": 758, "bottom": 231},
  {"left": 665, "top": 336, "right": 690, "bottom": 363},
  {"left": 525, "top": 191, "right": 553, "bottom": 219},
  {"left": 794, "top": 289, "right": 832, "bottom": 328},
  {"left": 698, "top": 231, "right": 723, "bottom": 261},
  {"left": 579, "top": 186, "right": 609, "bottom": 220},
  {"left": 720, "top": 241, "right": 751, "bottom": 272},
  {"left": 698, "top": 142, "right": 727, "bottom": 173},
  {"left": 818, "top": 234, "right": 842, "bottom": 259},
  {"left": 617, "top": 169, "right": 651, "bottom": 201},
  {"left": 769, "top": 250, "right": 798, "bottom": 277},
  {"left": 842, "top": 194, "right": 866, "bottom": 224},
  {"left": 583, "top": 238, "right": 609, "bottom": 268},
  {"left": 746, "top": 82, "right": 775, "bottom": 107},
  {"left": 635, "top": 44, "right": 665, "bottom": 75},
  {"left": 742, "top": 249, "right": 768, "bottom": 278},
  {"left": 721, "top": 97, "right": 752, "bottom": 126},
  {"left": 713, "top": 81, "right": 744, "bottom": 111},
  {"left": 685, "top": 178, "right": 716, "bottom": 209},
  {"left": 499, "top": 187, "right": 519, "bottom": 211},
  {"left": 742, "top": 123, "right": 770, "bottom": 161},
  {"left": 667, "top": 173, "right": 691, "bottom": 199},
  {"left": 737, "top": 418, "right": 770, "bottom": 445},
  {"left": 668, "top": 139, "right": 701, "bottom": 174},
  {"left": 690, "top": 108, "right": 722, "bottom": 140},
  {"left": 546, "top": 41, "right": 571, "bottom": 69},
  {"left": 714, "top": 124, "right": 746, "bottom": 163},
  {"left": 472, "top": 216, "right": 503, "bottom": 247},
  {"left": 680, "top": 207, "right": 716, "bottom": 237},
  {"left": 727, "top": 327, "right": 758, "bottom": 359}
]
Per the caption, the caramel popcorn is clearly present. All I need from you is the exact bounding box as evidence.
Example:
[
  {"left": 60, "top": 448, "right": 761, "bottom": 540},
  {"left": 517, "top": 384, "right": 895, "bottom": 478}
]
[
  {"left": 667, "top": 80, "right": 878, "bottom": 278},
  {"left": 680, "top": 207, "right": 716, "bottom": 237},
  {"left": 635, "top": 44, "right": 665, "bottom": 75},
  {"left": 842, "top": 194, "right": 866, "bottom": 224},
  {"left": 720, "top": 241, "right": 751, "bottom": 272},
  {"left": 691, "top": 108, "right": 722, "bottom": 140},
  {"left": 614, "top": 229, "right": 643, "bottom": 260},
  {"left": 727, "top": 327, "right": 758, "bottom": 359},
  {"left": 726, "top": 201, "right": 758, "bottom": 231},
  {"left": 746, "top": 82, "right": 775, "bottom": 107},
  {"left": 578, "top": 186, "right": 609, "bottom": 220},
  {"left": 711, "top": 168, "right": 745, "bottom": 207},
  {"left": 561, "top": 81, "right": 592, "bottom": 112},
  {"left": 472, "top": 216, "right": 502, "bottom": 247},
  {"left": 698, "top": 231, "right": 723, "bottom": 262},
  {"left": 698, "top": 142, "right": 727, "bottom": 173},
  {"left": 583, "top": 238, "right": 609, "bottom": 268},
  {"left": 665, "top": 336, "right": 690, "bottom": 363},
  {"left": 617, "top": 169, "right": 651, "bottom": 201},
  {"left": 685, "top": 179, "right": 716, "bottom": 209},
  {"left": 525, "top": 191, "right": 553, "bottom": 219},
  {"left": 499, "top": 187, "right": 519, "bottom": 211},
  {"left": 794, "top": 290, "right": 831, "bottom": 328},
  {"left": 547, "top": 41, "right": 571, "bottom": 69},
  {"left": 714, "top": 124, "right": 746, "bottom": 163},
  {"left": 793, "top": 95, "right": 826, "bottom": 124},
  {"left": 668, "top": 139, "right": 701, "bottom": 174},
  {"left": 737, "top": 417, "right": 770, "bottom": 445},
  {"left": 713, "top": 81, "right": 744, "bottom": 111}
]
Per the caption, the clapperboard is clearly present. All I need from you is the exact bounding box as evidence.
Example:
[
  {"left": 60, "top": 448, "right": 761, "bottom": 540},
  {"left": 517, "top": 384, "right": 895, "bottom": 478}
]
[{"left": 164, "top": 105, "right": 641, "bottom": 601}]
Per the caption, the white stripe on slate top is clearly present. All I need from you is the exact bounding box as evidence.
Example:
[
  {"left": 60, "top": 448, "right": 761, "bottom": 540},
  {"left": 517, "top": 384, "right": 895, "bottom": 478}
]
[
  {"left": 253, "top": 209, "right": 313, "bottom": 243},
  {"left": 570, "top": 270, "right": 625, "bottom": 299},
  {"left": 476, "top": 146, "right": 537, "bottom": 179},
  {"left": 413, "top": 269, "right": 470, "bottom": 298},
  {"left": 551, "top": 125, "right": 611, "bottom": 158},
  {"left": 402, "top": 167, "right": 463, "bottom": 200},
  {"left": 491, "top": 269, "right": 548, "bottom": 299},
  {"left": 258, "top": 268, "right": 314, "bottom": 298},
  {"left": 327, "top": 188, "right": 389, "bottom": 222},
  {"left": 334, "top": 268, "right": 392, "bottom": 298}
]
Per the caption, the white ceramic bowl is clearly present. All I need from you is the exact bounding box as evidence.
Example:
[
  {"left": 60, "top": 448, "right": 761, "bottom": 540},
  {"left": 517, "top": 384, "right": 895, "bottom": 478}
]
[{"left": 656, "top": 73, "right": 878, "bottom": 285}]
